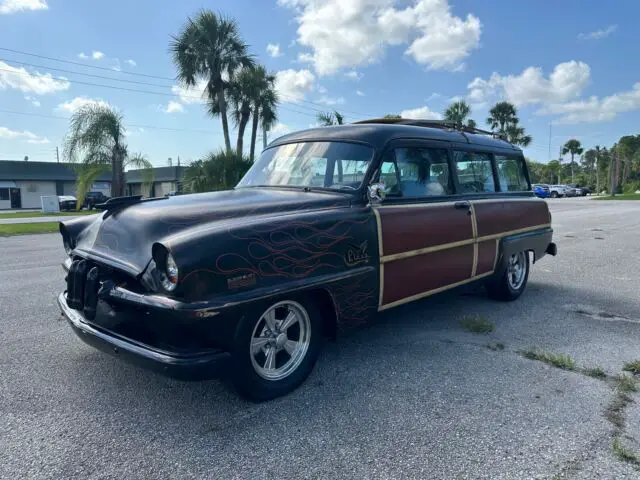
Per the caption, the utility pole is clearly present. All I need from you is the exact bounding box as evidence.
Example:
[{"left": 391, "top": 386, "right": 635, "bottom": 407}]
[{"left": 56, "top": 146, "right": 60, "bottom": 163}]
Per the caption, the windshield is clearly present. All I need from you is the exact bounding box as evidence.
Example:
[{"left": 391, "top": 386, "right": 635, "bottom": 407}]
[{"left": 237, "top": 141, "right": 375, "bottom": 190}]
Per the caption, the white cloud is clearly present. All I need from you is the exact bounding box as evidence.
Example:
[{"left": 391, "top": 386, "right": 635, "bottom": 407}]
[
  {"left": 399, "top": 105, "right": 442, "bottom": 120},
  {"left": 270, "top": 122, "right": 292, "bottom": 136},
  {"left": 0, "top": 126, "right": 49, "bottom": 144},
  {"left": 578, "top": 25, "right": 617, "bottom": 40},
  {"left": 426, "top": 92, "right": 441, "bottom": 102},
  {"left": 538, "top": 82, "right": 640, "bottom": 124},
  {"left": 165, "top": 101, "right": 185, "bottom": 113},
  {"left": 345, "top": 70, "right": 363, "bottom": 81},
  {"left": 467, "top": 61, "right": 590, "bottom": 107},
  {"left": 316, "top": 85, "right": 327, "bottom": 94},
  {"left": 280, "top": 0, "right": 481, "bottom": 75},
  {"left": 57, "top": 96, "right": 109, "bottom": 113},
  {"left": 356, "top": 90, "right": 365, "bottom": 97},
  {"left": 275, "top": 68, "right": 315, "bottom": 102},
  {"left": 317, "top": 95, "right": 345, "bottom": 106},
  {"left": 0, "top": 0, "right": 47, "bottom": 14},
  {"left": 24, "top": 95, "right": 40, "bottom": 107},
  {"left": 171, "top": 80, "right": 208, "bottom": 104},
  {"left": 92, "top": 51, "right": 105, "bottom": 60},
  {"left": 77, "top": 52, "right": 88, "bottom": 59},
  {"left": 266, "top": 43, "right": 283, "bottom": 58},
  {"left": 125, "top": 59, "right": 137, "bottom": 67},
  {"left": 0, "top": 61, "right": 70, "bottom": 95}
]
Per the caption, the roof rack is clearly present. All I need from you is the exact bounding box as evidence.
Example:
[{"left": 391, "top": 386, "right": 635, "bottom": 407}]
[{"left": 352, "top": 118, "right": 508, "bottom": 141}]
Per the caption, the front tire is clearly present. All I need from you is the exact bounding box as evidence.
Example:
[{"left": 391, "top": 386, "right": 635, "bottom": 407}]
[
  {"left": 550, "top": 191, "right": 558, "bottom": 198},
  {"left": 231, "top": 296, "right": 323, "bottom": 401},
  {"left": 486, "top": 251, "right": 530, "bottom": 301}
]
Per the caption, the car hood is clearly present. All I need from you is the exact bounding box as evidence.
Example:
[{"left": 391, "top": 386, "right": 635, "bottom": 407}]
[{"left": 67, "top": 188, "right": 352, "bottom": 276}]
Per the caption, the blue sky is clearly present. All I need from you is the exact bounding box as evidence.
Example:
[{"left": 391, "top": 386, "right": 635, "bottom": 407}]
[{"left": 0, "top": 0, "right": 638, "bottom": 166}]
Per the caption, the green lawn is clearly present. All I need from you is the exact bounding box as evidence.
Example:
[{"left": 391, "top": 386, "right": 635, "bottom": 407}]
[
  {"left": 0, "top": 222, "right": 60, "bottom": 236},
  {"left": 593, "top": 193, "right": 640, "bottom": 201},
  {"left": 0, "top": 210, "right": 97, "bottom": 219}
]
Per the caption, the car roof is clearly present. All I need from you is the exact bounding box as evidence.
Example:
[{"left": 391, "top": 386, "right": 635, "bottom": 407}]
[{"left": 270, "top": 120, "right": 521, "bottom": 153}]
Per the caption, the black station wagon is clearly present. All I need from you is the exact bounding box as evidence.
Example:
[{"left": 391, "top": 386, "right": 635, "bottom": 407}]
[{"left": 58, "top": 119, "right": 557, "bottom": 400}]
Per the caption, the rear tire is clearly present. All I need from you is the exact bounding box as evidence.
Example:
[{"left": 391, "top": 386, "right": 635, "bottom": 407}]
[
  {"left": 486, "top": 251, "right": 530, "bottom": 302},
  {"left": 550, "top": 191, "right": 558, "bottom": 198},
  {"left": 231, "top": 295, "right": 323, "bottom": 401}
]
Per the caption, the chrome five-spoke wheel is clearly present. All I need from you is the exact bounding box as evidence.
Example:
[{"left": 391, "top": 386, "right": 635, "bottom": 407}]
[
  {"left": 249, "top": 301, "right": 312, "bottom": 381},
  {"left": 507, "top": 252, "right": 527, "bottom": 290}
]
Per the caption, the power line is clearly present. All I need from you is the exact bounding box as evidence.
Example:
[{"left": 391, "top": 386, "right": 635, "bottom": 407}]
[
  {"left": 0, "top": 46, "right": 175, "bottom": 80},
  {"left": 0, "top": 47, "right": 381, "bottom": 118}
]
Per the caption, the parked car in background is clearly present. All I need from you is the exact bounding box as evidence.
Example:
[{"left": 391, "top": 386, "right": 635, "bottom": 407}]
[
  {"left": 532, "top": 184, "right": 550, "bottom": 198},
  {"left": 549, "top": 185, "right": 569, "bottom": 198},
  {"left": 57, "top": 119, "right": 557, "bottom": 400},
  {"left": 83, "top": 191, "right": 109, "bottom": 209},
  {"left": 565, "top": 187, "right": 582, "bottom": 197},
  {"left": 58, "top": 196, "right": 77, "bottom": 211},
  {"left": 573, "top": 185, "right": 592, "bottom": 196}
]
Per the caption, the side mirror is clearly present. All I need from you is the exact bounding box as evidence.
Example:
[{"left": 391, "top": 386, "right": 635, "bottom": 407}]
[{"left": 367, "top": 182, "right": 387, "bottom": 203}]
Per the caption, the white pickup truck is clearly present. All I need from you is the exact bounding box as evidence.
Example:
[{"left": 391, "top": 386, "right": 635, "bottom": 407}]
[{"left": 549, "top": 185, "right": 569, "bottom": 198}]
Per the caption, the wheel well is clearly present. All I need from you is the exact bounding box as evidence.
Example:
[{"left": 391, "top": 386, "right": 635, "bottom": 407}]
[{"left": 308, "top": 288, "right": 338, "bottom": 340}]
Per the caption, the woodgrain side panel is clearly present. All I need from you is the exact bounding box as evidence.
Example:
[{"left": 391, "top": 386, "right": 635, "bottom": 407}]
[
  {"left": 474, "top": 200, "right": 549, "bottom": 238},
  {"left": 476, "top": 239, "right": 497, "bottom": 276},
  {"left": 382, "top": 244, "right": 473, "bottom": 306},
  {"left": 377, "top": 204, "right": 473, "bottom": 256}
]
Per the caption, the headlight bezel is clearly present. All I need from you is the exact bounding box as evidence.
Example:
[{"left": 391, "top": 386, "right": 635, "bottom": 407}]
[{"left": 153, "top": 244, "right": 179, "bottom": 292}]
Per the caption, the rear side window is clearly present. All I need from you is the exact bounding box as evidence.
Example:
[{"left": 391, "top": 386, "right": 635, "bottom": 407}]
[
  {"left": 379, "top": 147, "right": 453, "bottom": 197},
  {"left": 453, "top": 151, "right": 495, "bottom": 193},
  {"left": 495, "top": 155, "right": 529, "bottom": 191}
]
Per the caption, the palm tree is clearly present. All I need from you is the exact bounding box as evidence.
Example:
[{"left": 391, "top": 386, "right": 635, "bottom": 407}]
[
  {"left": 224, "top": 66, "right": 260, "bottom": 156},
  {"left": 248, "top": 66, "right": 278, "bottom": 161},
  {"left": 171, "top": 10, "right": 254, "bottom": 151},
  {"left": 486, "top": 101, "right": 518, "bottom": 133},
  {"left": 317, "top": 110, "right": 344, "bottom": 126},
  {"left": 562, "top": 139, "right": 584, "bottom": 184},
  {"left": 505, "top": 121, "right": 532, "bottom": 147},
  {"left": 63, "top": 104, "right": 153, "bottom": 206},
  {"left": 444, "top": 100, "right": 476, "bottom": 128}
]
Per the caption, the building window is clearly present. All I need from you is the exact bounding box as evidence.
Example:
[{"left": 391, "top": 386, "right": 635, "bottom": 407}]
[
  {"left": 0, "top": 188, "right": 9, "bottom": 201},
  {"left": 26, "top": 183, "right": 38, "bottom": 193}
]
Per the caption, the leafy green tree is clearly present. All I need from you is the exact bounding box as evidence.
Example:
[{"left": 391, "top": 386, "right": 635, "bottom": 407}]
[
  {"left": 182, "top": 150, "right": 252, "bottom": 192},
  {"left": 317, "top": 110, "right": 344, "bottom": 126},
  {"left": 171, "top": 10, "right": 254, "bottom": 152},
  {"left": 383, "top": 114, "right": 402, "bottom": 119},
  {"left": 505, "top": 121, "right": 532, "bottom": 147},
  {"left": 547, "top": 159, "right": 561, "bottom": 184},
  {"left": 581, "top": 148, "right": 597, "bottom": 187},
  {"left": 562, "top": 139, "right": 584, "bottom": 184},
  {"left": 444, "top": 100, "right": 476, "bottom": 128},
  {"left": 616, "top": 135, "right": 640, "bottom": 186},
  {"left": 63, "top": 104, "right": 153, "bottom": 206}
]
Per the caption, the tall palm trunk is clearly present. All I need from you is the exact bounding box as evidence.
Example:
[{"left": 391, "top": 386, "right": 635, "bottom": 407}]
[
  {"left": 111, "top": 152, "right": 121, "bottom": 197},
  {"left": 236, "top": 109, "right": 250, "bottom": 156},
  {"left": 249, "top": 105, "right": 259, "bottom": 161},
  {"left": 216, "top": 82, "right": 232, "bottom": 152},
  {"left": 570, "top": 153, "right": 575, "bottom": 184}
]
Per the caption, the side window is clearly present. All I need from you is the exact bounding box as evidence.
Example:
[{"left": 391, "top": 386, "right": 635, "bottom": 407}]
[
  {"left": 391, "top": 147, "right": 453, "bottom": 197},
  {"left": 453, "top": 151, "right": 495, "bottom": 193},
  {"left": 495, "top": 155, "right": 529, "bottom": 191},
  {"left": 0, "top": 188, "right": 9, "bottom": 201}
]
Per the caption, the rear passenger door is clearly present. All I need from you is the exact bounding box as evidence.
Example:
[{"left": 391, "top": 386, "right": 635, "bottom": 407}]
[{"left": 373, "top": 142, "right": 475, "bottom": 310}]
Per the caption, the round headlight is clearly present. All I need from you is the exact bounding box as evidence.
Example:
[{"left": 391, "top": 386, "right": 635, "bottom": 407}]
[{"left": 161, "top": 252, "right": 179, "bottom": 291}]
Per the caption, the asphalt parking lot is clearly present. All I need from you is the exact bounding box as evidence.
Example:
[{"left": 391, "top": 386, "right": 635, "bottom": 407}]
[{"left": 1, "top": 197, "right": 640, "bottom": 479}]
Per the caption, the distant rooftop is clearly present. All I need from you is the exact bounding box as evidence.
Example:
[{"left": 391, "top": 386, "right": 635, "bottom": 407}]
[{"left": 0, "top": 160, "right": 185, "bottom": 183}]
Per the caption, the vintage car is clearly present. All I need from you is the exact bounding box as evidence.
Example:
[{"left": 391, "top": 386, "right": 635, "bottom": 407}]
[{"left": 57, "top": 119, "right": 557, "bottom": 400}]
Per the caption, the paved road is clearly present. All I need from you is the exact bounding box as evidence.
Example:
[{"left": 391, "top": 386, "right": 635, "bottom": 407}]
[{"left": 1, "top": 198, "right": 640, "bottom": 479}]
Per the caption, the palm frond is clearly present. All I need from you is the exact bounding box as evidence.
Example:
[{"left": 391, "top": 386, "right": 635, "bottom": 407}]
[
  {"left": 75, "top": 163, "right": 110, "bottom": 209},
  {"left": 125, "top": 153, "right": 155, "bottom": 190}
]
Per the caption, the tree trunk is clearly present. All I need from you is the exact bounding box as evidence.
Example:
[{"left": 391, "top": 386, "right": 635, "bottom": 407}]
[
  {"left": 263, "top": 126, "right": 267, "bottom": 149},
  {"left": 595, "top": 154, "right": 599, "bottom": 193},
  {"left": 111, "top": 153, "right": 121, "bottom": 198},
  {"left": 236, "top": 109, "right": 250, "bottom": 157},
  {"left": 570, "top": 154, "right": 575, "bottom": 184},
  {"left": 249, "top": 105, "right": 259, "bottom": 162},
  {"left": 217, "top": 85, "right": 232, "bottom": 152}
]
